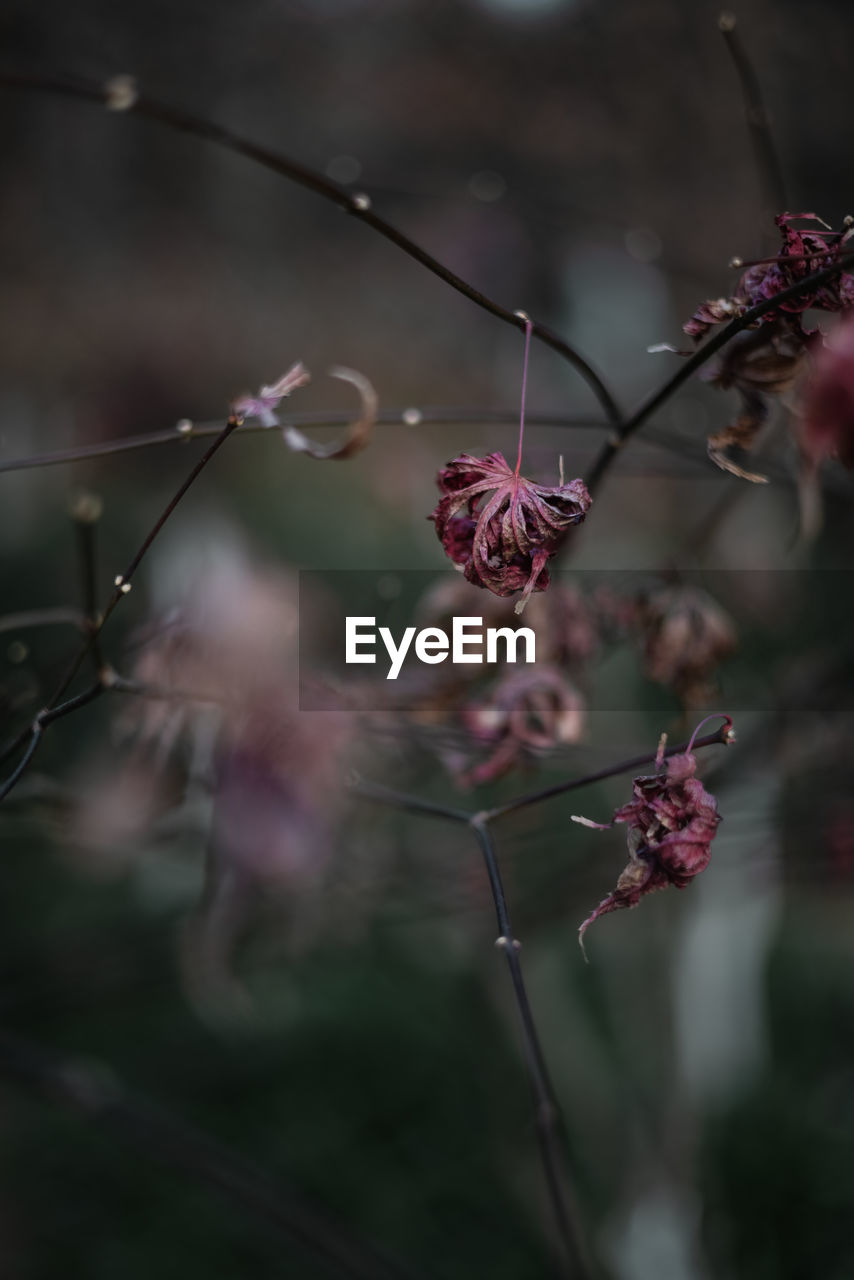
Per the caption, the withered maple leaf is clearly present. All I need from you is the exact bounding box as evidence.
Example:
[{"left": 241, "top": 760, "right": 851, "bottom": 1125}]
[{"left": 430, "top": 451, "right": 591, "bottom": 613}]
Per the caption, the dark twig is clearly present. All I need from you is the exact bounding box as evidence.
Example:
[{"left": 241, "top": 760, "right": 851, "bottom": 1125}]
[
  {"left": 0, "top": 68, "right": 623, "bottom": 429},
  {"left": 475, "top": 724, "right": 735, "bottom": 822},
  {"left": 469, "top": 818, "right": 594, "bottom": 1280},
  {"left": 718, "top": 12, "right": 788, "bottom": 218},
  {"left": 0, "top": 409, "right": 609, "bottom": 476},
  {"left": 71, "top": 493, "right": 105, "bottom": 675},
  {"left": 349, "top": 777, "right": 471, "bottom": 824},
  {"left": 584, "top": 251, "right": 854, "bottom": 494},
  {"left": 0, "top": 1029, "right": 426, "bottom": 1280},
  {"left": 0, "top": 607, "right": 86, "bottom": 635},
  {"left": 0, "top": 418, "right": 242, "bottom": 803},
  {"left": 0, "top": 682, "right": 104, "bottom": 801}
]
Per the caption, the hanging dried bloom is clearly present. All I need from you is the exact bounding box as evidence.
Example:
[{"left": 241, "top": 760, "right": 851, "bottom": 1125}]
[
  {"left": 684, "top": 213, "right": 854, "bottom": 344},
  {"left": 461, "top": 666, "right": 585, "bottom": 786},
  {"left": 232, "top": 362, "right": 311, "bottom": 427},
  {"left": 636, "top": 584, "right": 737, "bottom": 710},
  {"left": 703, "top": 318, "right": 807, "bottom": 481},
  {"left": 572, "top": 715, "right": 733, "bottom": 953},
  {"left": 429, "top": 452, "right": 591, "bottom": 613}
]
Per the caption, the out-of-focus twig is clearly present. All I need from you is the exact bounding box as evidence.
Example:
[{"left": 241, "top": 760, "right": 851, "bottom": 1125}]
[
  {"left": 0, "top": 1028, "right": 428, "bottom": 1280},
  {"left": 0, "top": 68, "right": 623, "bottom": 430},
  {"left": 0, "top": 416, "right": 243, "bottom": 801},
  {"left": 470, "top": 817, "right": 595, "bottom": 1280},
  {"left": 719, "top": 11, "right": 788, "bottom": 220}
]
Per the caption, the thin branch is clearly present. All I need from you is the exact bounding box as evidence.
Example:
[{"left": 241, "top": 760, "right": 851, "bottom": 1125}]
[
  {"left": 72, "top": 495, "right": 105, "bottom": 674},
  {"left": 469, "top": 818, "right": 594, "bottom": 1280},
  {"left": 0, "top": 68, "right": 623, "bottom": 429},
  {"left": 350, "top": 777, "right": 471, "bottom": 824},
  {"left": 0, "top": 1029, "right": 426, "bottom": 1280},
  {"left": 0, "top": 607, "right": 86, "bottom": 635},
  {"left": 583, "top": 250, "right": 854, "bottom": 494},
  {"left": 718, "top": 12, "right": 788, "bottom": 217},
  {"left": 0, "top": 418, "right": 242, "bottom": 804},
  {"left": 479, "top": 724, "right": 734, "bottom": 822},
  {"left": 0, "top": 409, "right": 609, "bottom": 476},
  {"left": 44, "top": 416, "right": 243, "bottom": 715},
  {"left": 0, "top": 682, "right": 104, "bottom": 801}
]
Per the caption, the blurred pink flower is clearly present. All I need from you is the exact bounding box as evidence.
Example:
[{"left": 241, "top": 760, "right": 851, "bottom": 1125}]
[{"left": 461, "top": 666, "right": 585, "bottom": 786}]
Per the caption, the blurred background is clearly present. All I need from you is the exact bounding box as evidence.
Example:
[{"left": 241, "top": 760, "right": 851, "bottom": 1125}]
[{"left": 1, "top": 1, "right": 854, "bottom": 1277}]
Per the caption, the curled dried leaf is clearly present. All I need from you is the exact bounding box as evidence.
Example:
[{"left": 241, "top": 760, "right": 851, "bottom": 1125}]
[{"left": 284, "top": 366, "right": 377, "bottom": 460}]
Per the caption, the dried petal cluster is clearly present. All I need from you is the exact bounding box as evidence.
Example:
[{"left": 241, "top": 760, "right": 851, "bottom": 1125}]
[
  {"left": 430, "top": 452, "right": 591, "bottom": 613},
  {"left": 460, "top": 666, "right": 585, "bottom": 786},
  {"left": 637, "top": 585, "right": 736, "bottom": 710},
  {"left": 574, "top": 729, "right": 726, "bottom": 950},
  {"left": 684, "top": 213, "right": 854, "bottom": 343},
  {"left": 232, "top": 362, "right": 311, "bottom": 426}
]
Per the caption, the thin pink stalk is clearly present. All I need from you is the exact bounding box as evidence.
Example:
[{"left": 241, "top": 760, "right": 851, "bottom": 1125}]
[
  {"left": 687, "top": 713, "right": 734, "bottom": 755},
  {"left": 514, "top": 317, "right": 534, "bottom": 477}
]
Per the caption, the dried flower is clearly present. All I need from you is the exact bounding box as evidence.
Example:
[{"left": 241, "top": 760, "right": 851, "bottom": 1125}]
[
  {"left": 461, "top": 666, "right": 585, "bottom": 785},
  {"left": 636, "top": 585, "right": 736, "bottom": 710},
  {"left": 684, "top": 213, "right": 854, "bottom": 344},
  {"left": 704, "top": 319, "right": 808, "bottom": 482},
  {"left": 232, "top": 362, "right": 311, "bottom": 427},
  {"left": 572, "top": 715, "right": 732, "bottom": 953},
  {"left": 429, "top": 452, "right": 591, "bottom": 613}
]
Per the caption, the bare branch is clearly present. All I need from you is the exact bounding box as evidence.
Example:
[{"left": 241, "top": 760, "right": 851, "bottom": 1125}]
[{"left": 0, "top": 68, "right": 623, "bottom": 429}]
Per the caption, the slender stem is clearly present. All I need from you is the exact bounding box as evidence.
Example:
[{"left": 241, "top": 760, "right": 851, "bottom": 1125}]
[
  {"left": 479, "top": 725, "right": 734, "bottom": 822},
  {"left": 469, "top": 818, "right": 594, "bottom": 1280},
  {"left": 719, "top": 12, "right": 788, "bottom": 217},
  {"left": 0, "top": 1029, "right": 424, "bottom": 1280},
  {"left": 350, "top": 778, "right": 471, "bottom": 824},
  {"left": 0, "top": 409, "right": 611, "bottom": 476},
  {"left": 0, "top": 418, "right": 241, "bottom": 805},
  {"left": 45, "top": 416, "right": 242, "bottom": 716},
  {"left": 515, "top": 317, "right": 534, "bottom": 476},
  {"left": 0, "top": 682, "right": 104, "bottom": 802},
  {"left": 0, "top": 726, "right": 44, "bottom": 803},
  {"left": 0, "top": 68, "right": 623, "bottom": 429},
  {"left": 73, "top": 501, "right": 105, "bottom": 673},
  {"left": 0, "top": 607, "right": 86, "bottom": 635},
  {"left": 584, "top": 250, "right": 854, "bottom": 494}
]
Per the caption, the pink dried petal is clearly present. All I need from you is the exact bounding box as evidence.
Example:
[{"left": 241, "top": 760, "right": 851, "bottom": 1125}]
[
  {"left": 429, "top": 452, "right": 591, "bottom": 611},
  {"left": 573, "top": 718, "right": 730, "bottom": 954},
  {"left": 232, "top": 361, "right": 310, "bottom": 426}
]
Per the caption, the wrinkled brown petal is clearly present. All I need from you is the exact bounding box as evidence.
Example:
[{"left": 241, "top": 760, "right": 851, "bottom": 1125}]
[{"left": 284, "top": 366, "right": 377, "bottom": 460}]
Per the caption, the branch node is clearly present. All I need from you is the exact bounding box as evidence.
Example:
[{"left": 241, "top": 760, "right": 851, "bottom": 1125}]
[
  {"left": 350, "top": 192, "right": 371, "bottom": 212},
  {"left": 99, "top": 664, "right": 119, "bottom": 689},
  {"left": 494, "top": 935, "right": 522, "bottom": 952}
]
